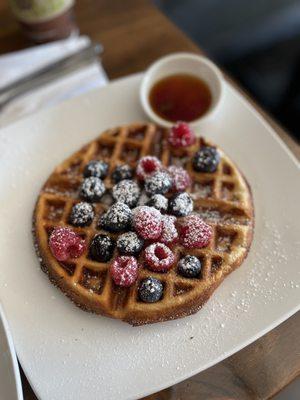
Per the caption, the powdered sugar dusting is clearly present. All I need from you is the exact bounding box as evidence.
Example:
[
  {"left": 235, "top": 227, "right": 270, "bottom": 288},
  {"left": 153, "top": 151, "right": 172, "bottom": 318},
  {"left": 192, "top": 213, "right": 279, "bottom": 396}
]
[
  {"left": 144, "top": 171, "right": 172, "bottom": 195},
  {"left": 147, "top": 194, "right": 168, "bottom": 212},
  {"left": 112, "top": 179, "right": 140, "bottom": 207},
  {"left": 117, "top": 232, "right": 143, "bottom": 255},
  {"left": 144, "top": 243, "right": 175, "bottom": 272},
  {"left": 159, "top": 215, "right": 178, "bottom": 244},
  {"left": 169, "top": 192, "right": 193, "bottom": 217}
]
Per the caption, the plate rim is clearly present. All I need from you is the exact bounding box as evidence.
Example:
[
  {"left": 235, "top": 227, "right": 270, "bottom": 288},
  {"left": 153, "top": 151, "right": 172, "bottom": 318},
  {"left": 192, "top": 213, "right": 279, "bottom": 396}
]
[{"left": 0, "top": 303, "right": 24, "bottom": 400}]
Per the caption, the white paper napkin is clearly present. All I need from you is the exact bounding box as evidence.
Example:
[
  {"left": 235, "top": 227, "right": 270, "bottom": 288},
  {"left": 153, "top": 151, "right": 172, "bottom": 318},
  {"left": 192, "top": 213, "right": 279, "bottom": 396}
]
[{"left": 0, "top": 36, "right": 108, "bottom": 127}]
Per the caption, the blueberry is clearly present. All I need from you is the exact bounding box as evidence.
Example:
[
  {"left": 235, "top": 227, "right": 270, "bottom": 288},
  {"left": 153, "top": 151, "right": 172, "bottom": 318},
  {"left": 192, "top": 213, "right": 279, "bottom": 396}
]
[
  {"left": 117, "top": 232, "right": 144, "bottom": 255},
  {"left": 80, "top": 177, "right": 106, "bottom": 202},
  {"left": 193, "top": 146, "right": 220, "bottom": 173},
  {"left": 112, "top": 179, "right": 140, "bottom": 208},
  {"left": 99, "top": 202, "right": 132, "bottom": 232},
  {"left": 178, "top": 255, "right": 202, "bottom": 278},
  {"left": 89, "top": 234, "right": 115, "bottom": 262},
  {"left": 169, "top": 192, "right": 193, "bottom": 217},
  {"left": 147, "top": 194, "right": 168, "bottom": 212},
  {"left": 144, "top": 171, "right": 173, "bottom": 196},
  {"left": 139, "top": 277, "right": 163, "bottom": 303},
  {"left": 112, "top": 164, "right": 133, "bottom": 183},
  {"left": 83, "top": 160, "right": 108, "bottom": 179},
  {"left": 69, "top": 202, "right": 94, "bottom": 227}
]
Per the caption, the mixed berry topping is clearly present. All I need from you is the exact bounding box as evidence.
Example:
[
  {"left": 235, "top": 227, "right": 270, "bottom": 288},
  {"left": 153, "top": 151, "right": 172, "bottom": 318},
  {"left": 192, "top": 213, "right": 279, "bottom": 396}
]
[
  {"left": 144, "top": 171, "right": 173, "bottom": 196},
  {"left": 80, "top": 176, "right": 106, "bottom": 202},
  {"left": 168, "top": 165, "right": 191, "bottom": 192},
  {"left": 89, "top": 234, "right": 115, "bottom": 262},
  {"left": 50, "top": 135, "right": 221, "bottom": 295},
  {"left": 168, "top": 122, "right": 196, "bottom": 148},
  {"left": 69, "top": 202, "right": 94, "bottom": 227},
  {"left": 193, "top": 146, "right": 220, "bottom": 173},
  {"left": 169, "top": 192, "right": 193, "bottom": 217},
  {"left": 139, "top": 277, "right": 163, "bottom": 303},
  {"left": 112, "top": 164, "right": 133, "bottom": 183},
  {"left": 144, "top": 242, "right": 176, "bottom": 272},
  {"left": 99, "top": 202, "right": 132, "bottom": 232},
  {"left": 112, "top": 179, "right": 140, "bottom": 208},
  {"left": 49, "top": 227, "right": 86, "bottom": 261},
  {"left": 147, "top": 194, "right": 168, "bottom": 213},
  {"left": 178, "top": 255, "right": 202, "bottom": 278},
  {"left": 159, "top": 215, "right": 178, "bottom": 245},
  {"left": 110, "top": 256, "right": 139, "bottom": 287},
  {"left": 178, "top": 214, "right": 212, "bottom": 248},
  {"left": 83, "top": 160, "right": 108, "bottom": 179},
  {"left": 133, "top": 206, "right": 162, "bottom": 240},
  {"left": 136, "top": 156, "right": 162, "bottom": 181},
  {"left": 117, "top": 232, "right": 144, "bottom": 256}
]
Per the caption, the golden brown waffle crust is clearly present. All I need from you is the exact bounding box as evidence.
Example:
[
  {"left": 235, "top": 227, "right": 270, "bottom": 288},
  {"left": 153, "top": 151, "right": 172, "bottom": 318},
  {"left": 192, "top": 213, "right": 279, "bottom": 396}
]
[{"left": 33, "top": 122, "right": 254, "bottom": 326}]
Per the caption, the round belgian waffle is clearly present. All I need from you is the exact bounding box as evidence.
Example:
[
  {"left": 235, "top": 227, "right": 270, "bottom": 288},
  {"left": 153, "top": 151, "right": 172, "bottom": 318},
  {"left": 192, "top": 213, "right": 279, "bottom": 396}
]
[{"left": 33, "top": 122, "right": 254, "bottom": 325}]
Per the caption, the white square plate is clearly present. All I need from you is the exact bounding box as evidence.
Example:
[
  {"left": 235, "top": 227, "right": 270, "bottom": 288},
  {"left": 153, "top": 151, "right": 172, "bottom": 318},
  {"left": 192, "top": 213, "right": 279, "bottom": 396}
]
[{"left": 0, "top": 74, "right": 299, "bottom": 400}]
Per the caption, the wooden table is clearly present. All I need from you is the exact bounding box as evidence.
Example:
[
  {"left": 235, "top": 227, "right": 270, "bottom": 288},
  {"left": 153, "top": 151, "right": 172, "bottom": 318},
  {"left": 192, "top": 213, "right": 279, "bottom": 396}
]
[{"left": 0, "top": 1, "right": 299, "bottom": 399}]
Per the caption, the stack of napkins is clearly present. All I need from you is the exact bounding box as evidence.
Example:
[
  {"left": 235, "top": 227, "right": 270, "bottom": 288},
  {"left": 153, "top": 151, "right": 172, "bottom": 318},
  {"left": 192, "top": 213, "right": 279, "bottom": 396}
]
[{"left": 0, "top": 36, "right": 108, "bottom": 127}]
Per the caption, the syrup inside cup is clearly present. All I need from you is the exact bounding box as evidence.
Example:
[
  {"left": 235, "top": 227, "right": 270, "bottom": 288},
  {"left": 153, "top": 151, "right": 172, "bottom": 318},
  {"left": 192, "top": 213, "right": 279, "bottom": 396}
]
[{"left": 140, "top": 53, "right": 224, "bottom": 128}]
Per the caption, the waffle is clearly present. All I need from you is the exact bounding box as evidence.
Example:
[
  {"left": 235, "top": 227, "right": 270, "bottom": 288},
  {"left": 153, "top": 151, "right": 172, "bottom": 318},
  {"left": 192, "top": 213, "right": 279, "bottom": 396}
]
[{"left": 33, "top": 123, "right": 254, "bottom": 325}]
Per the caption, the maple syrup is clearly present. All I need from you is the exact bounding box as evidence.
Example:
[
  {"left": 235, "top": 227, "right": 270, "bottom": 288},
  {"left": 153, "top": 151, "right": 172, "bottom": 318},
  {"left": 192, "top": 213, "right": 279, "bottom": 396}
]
[{"left": 149, "top": 74, "right": 212, "bottom": 122}]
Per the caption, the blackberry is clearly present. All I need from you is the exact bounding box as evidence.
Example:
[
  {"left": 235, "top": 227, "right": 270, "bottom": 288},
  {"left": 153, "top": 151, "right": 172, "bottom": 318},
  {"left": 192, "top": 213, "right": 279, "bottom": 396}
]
[
  {"left": 112, "top": 179, "right": 140, "bottom": 208},
  {"left": 83, "top": 160, "right": 108, "bottom": 179},
  {"left": 144, "top": 171, "right": 172, "bottom": 196},
  {"left": 178, "top": 255, "right": 202, "bottom": 278},
  {"left": 139, "top": 277, "right": 163, "bottom": 303},
  {"left": 147, "top": 194, "right": 168, "bottom": 212},
  {"left": 117, "top": 232, "right": 144, "bottom": 255},
  {"left": 99, "top": 202, "right": 132, "bottom": 232},
  {"left": 169, "top": 192, "right": 193, "bottom": 217},
  {"left": 69, "top": 202, "right": 94, "bottom": 227},
  {"left": 112, "top": 164, "right": 133, "bottom": 183},
  {"left": 89, "top": 234, "right": 115, "bottom": 262},
  {"left": 192, "top": 146, "right": 220, "bottom": 173},
  {"left": 80, "top": 177, "right": 105, "bottom": 202}
]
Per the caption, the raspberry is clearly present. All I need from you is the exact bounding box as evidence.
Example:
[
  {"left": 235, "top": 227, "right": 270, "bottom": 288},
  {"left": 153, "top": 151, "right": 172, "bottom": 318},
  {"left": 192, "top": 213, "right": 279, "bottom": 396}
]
[
  {"left": 110, "top": 256, "right": 139, "bottom": 287},
  {"left": 133, "top": 206, "right": 162, "bottom": 240},
  {"left": 144, "top": 243, "right": 176, "bottom": 272},
  {"left": 49, "top": 227, "right": 86, "bottom": 261},
  {"left": 168, "top": 122, "right": 196, "bottom": 148},
  {"left": 178, "top": 215, "right": 212, "bottom": 248},
  {"left": 159, "top": 215, "right": 178, "bottom": 245},
  {"left": 168, "top": 166, "right": 191, "bottom": 192},
  {"left": 136, "top": 156, "right": 162, "bottom": 181}
]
